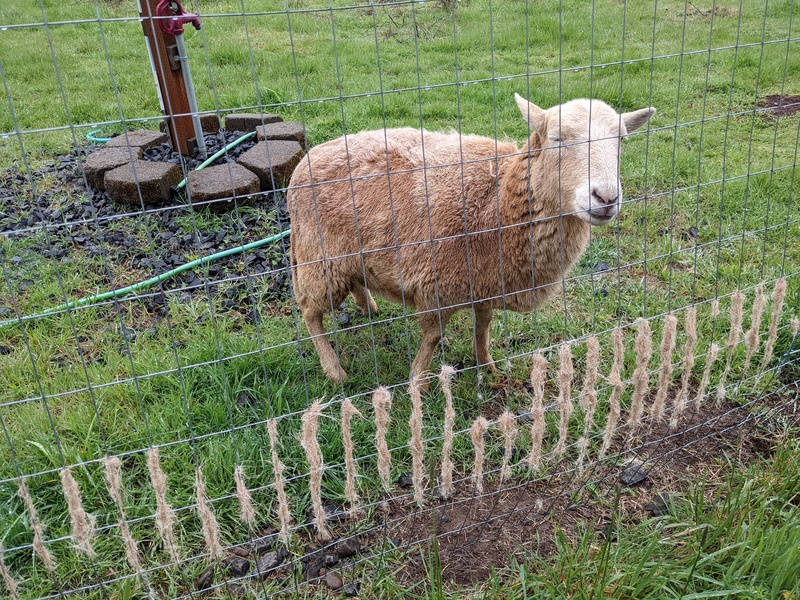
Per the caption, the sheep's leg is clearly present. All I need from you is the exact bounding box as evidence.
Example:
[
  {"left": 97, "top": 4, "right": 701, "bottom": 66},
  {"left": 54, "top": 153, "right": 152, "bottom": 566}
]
[
  {"left": 351, "top": 283, "right": 379, "bottom": 317},
  {"left": 474, "top": 305, "right": 498, "bottom": 372},
  {"left": 300, "top": 306, "right": 348, "bottom": 384},
  {"left": 411, "top": 309, "right": 453, "bottom": 392}
]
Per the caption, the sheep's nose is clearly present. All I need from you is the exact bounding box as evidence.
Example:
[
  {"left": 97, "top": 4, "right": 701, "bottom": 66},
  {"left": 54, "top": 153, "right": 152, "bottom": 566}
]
[{"left": 591, "top": 188, "right": 619, "bottom": 206}]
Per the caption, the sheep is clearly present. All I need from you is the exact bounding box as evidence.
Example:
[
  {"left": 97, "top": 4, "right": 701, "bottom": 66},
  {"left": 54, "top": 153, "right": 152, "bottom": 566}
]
[{"left": 287, "top": 94, "right": 655, "bottom": 386}]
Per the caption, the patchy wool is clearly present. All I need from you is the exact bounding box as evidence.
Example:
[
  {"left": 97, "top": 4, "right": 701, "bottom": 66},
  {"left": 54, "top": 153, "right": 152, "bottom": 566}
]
[
  {"left": 576, "top": 335, "right": 600, "bottom": 471},
  {"left": 60, "top": 467, "right": 96, "bottom": 557},
  {"left": 742, "top": 284, "right": 766, "bottom": 375},
  {"left": 759, "top": 279, "right": 788, "bottom": 373},
  {"left": 717, "top": 291, "right": 744, "bottom": 403},
  {"left": 711, "top": 299, "right": 720, "bottom": 319},
  {"left": 696, "top": 343, "right": 721, "bottom": 410},
  {"left": 554, "top": 342, "right": 574, "bottom": 458},
  {"left": 372, "top": 387, "right": 393, "bottom": 494},
  {"left": 627, "top": 318, "right": 652, "bottom": 431},
  {"left": 600, "top": 328, "right": 625, "bottom": 460},
  {"left": 195, "top": 467, "right": 223, "bottom": 560},
  {"left": 301, "top": 401, "right": 331, "bottom": 542},
  {"left": 527, "top": 353, "right": 548, "bottom": 471},
  {"left": 267, "top": 419, "right": 292, "bottom": 543},
  {"left": 105, "top": 457, "right": 143, "bottom": 575},
  {"left": 146, "top": 448, "right": 180, "bottom": 563},
  {"left": 652, "top": 314, "right": 678, "bottom": 423},
  {"left": 470, "top": 416, "right": 490, "bottom": 494},
  {"left": 0, "top": 544, "right": 20, "bottom": 600},
  {"left": 439, "top": 366, "right": 457, "bottom": 499},
  {"left": 17, "top": 478, "right": 55, "bottom": 573},
  {"left": 672, "top": 306, "right": 698, "bottom": 429},
  {"left": 234, "top": 465, "right": 256, "bottom": 526},
  {"left": 409, "top": 378, "right": 426, "bottom": 507},
  {"left": 341, "top": 398, "right": 362, "bottom": 515},
  {"left": 498, "top": 410, "right": 518, "bottom": 483}
]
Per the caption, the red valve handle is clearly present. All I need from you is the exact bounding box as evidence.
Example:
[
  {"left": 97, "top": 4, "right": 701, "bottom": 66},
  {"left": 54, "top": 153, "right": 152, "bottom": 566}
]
[{"left": 155, "top": 0, "right": 201, "bottom": 36}]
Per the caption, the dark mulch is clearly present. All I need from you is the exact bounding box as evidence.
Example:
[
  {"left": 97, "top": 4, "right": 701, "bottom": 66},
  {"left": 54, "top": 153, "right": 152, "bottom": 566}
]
[
  {"left": 0, "top": 134, "right": 292, "bottom": 315},
  {"left": 758, "top": 94, "right": 800, "bottom": 119}
]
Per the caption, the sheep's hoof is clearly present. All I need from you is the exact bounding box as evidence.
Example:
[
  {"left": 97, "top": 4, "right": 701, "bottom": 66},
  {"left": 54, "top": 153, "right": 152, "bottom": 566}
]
[{"left": 323, "top": 365, "right": 348, "bottom": 384}]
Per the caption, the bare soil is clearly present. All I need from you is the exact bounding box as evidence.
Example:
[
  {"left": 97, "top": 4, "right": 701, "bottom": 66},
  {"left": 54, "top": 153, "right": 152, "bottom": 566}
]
[
  {"left": 758, "top": 94, "right": 800, "bottom": 119},
  {"left": 375, "top": 386, "right": 798, "bottom": 587}
]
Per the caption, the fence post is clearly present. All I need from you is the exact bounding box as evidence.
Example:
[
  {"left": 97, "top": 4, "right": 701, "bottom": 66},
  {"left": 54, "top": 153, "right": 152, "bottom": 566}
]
[{"left": 139, "top": 0, "right": 199, "bottom": 156}]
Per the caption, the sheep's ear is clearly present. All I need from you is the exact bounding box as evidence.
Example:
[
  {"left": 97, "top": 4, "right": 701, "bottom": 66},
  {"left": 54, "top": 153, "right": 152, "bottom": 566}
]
[
  {"left": 515, "top": 93, "right": 546, "bottom": 132},
  {"left": 621, "top": 107, "right": 656, "bottom": 133}
]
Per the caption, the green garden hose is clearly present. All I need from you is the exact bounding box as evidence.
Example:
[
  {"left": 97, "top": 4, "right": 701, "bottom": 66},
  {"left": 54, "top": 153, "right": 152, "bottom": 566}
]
[
  {"left": 0, "top": 130, "right": 284, "bottom": 330},
  {"left": 0, "top": 229, "right": 291, "bottom": 329}
]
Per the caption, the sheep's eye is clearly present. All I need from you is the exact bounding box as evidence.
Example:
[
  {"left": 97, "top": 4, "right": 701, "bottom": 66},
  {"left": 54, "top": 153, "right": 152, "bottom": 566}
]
[{"left": 549, "top": 135, "right": 564, "bottom": 143}]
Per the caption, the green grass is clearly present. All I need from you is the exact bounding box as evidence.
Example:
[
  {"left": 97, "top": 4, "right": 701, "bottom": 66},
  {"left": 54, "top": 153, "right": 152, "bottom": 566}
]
[{"left": 1, "top": 0, "right": 800, "bottom": 598}]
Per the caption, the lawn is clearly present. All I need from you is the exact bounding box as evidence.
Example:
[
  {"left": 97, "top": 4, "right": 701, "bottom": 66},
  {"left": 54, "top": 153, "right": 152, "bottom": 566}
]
[{"left": 0, "top": 0, "right": 799, "bottom": 598}]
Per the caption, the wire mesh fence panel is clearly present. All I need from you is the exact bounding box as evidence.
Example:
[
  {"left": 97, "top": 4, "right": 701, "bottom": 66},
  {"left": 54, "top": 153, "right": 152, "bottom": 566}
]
[{"left": 1, "top": 0, "right": 799, "bottom": 598}]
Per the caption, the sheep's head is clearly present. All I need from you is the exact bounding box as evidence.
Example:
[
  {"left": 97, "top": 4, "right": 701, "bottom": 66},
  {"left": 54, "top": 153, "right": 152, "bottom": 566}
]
[{"left": 515, "top": 94, "right": 655, "bottom": 226}]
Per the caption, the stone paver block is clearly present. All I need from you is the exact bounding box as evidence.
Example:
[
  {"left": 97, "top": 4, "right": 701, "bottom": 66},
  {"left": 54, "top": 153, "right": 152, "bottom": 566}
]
[
  {"left": 187, "top": 163, "right": 260, "bottom": 211},
  {"left": 256, "top": 121, "right": 306, "bottom": 147},
  {"left": 200, "top": 113, "right": 221, "bottom": 132},
  {"left": 160, "top": 113, "right": 221, "bottom": 134},
  {"left": 225, "top": 112, "right": 282, "bottom": 133},
  {"left": 83, "top": 146, "right": 143, "bottom": 191},
  {"left": 105, "top": 130, "right": 169, "bottom": 151},
  {"left": 236, "top": 140, "right": 304, "bottom": 190},
  {"left": 104, "top": 160, "right": 181, "bottom": 206}
]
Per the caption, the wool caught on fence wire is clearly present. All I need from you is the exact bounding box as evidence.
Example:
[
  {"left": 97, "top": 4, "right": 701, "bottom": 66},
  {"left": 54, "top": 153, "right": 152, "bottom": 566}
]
[
  {"left": 0, "top": 544, "right": 20, "bottom": 600},
  {"left": 104, "top": 457, "right": 144, "bottom": 577},
  {"left": 408, "top": 377, "right": 427, "bottom": 506},
  {"left": 742, "top": 284, "right": 766, "bottom": 377},
  {"left": 470, "top": 416, "right": 490, "bottom": 494},
  {"left": 341, "top": 398, "right": 362, "bottom": 515},
  {"left": 759, "top": 279, "right": 788, "bottom": 374},
  {"left": 195, "top": 466, "right": 223, "bottom": 560},
  {"left": 576, "top": 335, "right": 600, "bottom": 472},
  {"left": 301, "top": 400, "right": 331, "bottom": 542},
  {"left": 59, "top": 467, "right": 96, "bottom": 558},
  {"left": 146, "top": 447, "right": 180, "bottom": 563},
  {"left": 672, "top": 306, "right": 698, "bottom": 428},
  {"left": 498, "top": 410, "right": 518, "bottom": 483},
  {"left": 439, "top": 366, "right": 457, "bottom": 499},
  {"left": 600, "top": 328, "right": 625, "bottom": 460},
  {"left": 267, "top": 419, "right": 293, "bottom": 543},
  {"left": 554, "top": 342, "right": 574, "bottom": 458},
  {"left": 651, "top": 313, "right": 678, "bottom": 423},
  {"left": 526, "top": 352, "right": 548, "bottom": 471},
  {"left": 372, "top": 387, "right": 393, "bottom": 494},
  {"left": 628, "top": 317, "right": 652, "bottom": 433},
  {"left": 717, "top": 290, "right": 745, "bottom": 403},
  {"left": 17, "top": 478, "right": 56, "bottom": 574},
  {"left": 234, "top": 465, "right": 256, "bottom": 527}
]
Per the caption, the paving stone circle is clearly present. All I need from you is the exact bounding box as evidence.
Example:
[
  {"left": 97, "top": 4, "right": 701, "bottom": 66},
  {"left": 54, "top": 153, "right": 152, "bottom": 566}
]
[{"left": 83, "top": 117, "right": 305, "bottom": 208}]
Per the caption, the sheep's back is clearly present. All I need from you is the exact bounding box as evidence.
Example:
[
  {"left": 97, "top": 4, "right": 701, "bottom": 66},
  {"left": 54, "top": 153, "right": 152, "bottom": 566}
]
[{"left": 288, "top": 128, "right": 522, "bottom": 309}]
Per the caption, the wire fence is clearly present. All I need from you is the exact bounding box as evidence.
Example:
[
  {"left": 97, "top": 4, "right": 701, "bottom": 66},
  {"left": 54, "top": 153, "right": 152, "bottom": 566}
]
[{"left": 1, "top": 0, "right": 799, "bottom": 598}]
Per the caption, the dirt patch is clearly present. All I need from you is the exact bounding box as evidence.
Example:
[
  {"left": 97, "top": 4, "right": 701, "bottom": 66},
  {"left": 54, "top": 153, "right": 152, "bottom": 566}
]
[
  {"left": 377, "top": 389, "right": 797, "bottom": 587},
  {"left": 758, "top": 95, "right": 800, "bottom": 119}
]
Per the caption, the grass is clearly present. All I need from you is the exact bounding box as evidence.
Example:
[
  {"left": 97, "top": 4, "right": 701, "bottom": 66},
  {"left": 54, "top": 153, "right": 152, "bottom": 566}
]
[{"left": 1, "top": 0, "right": 800, "bottom": 597}]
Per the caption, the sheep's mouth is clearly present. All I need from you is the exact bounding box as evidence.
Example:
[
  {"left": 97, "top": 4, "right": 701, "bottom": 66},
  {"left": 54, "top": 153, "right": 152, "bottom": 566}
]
[{"left": 585, "top": 211, "right": 617, "bottom": 226}]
